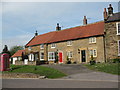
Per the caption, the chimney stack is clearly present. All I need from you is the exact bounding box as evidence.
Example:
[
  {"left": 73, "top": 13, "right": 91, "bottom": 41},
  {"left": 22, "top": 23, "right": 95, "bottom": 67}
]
[
  {"left": 83, "top": 16, "right": 87, "bottom": 25},
  {"left": 103, "top": 8, "right": 108, "bottom": 20},
  {"left": 107, "top": 4, "right": 113, "bottom": 16},
  {"left": 56, "top": 23, "right": 61, "bottom": 31},
  {"left": 35, "top": 30, "right": 38, "bottom": 36}
]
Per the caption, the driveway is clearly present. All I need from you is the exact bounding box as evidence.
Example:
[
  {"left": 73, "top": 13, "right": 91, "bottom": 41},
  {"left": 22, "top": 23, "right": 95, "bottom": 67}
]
[{"left": 42, "top": 64, "right": 119, "bottom": 82}]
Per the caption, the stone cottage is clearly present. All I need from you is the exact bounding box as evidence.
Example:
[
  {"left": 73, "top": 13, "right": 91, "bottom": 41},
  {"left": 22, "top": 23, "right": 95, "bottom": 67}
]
[
  {"left": 12, "top": 4, "right": 120, "bottom": 65},
  {"left": 103, "top": 4, "right": 120, "bottom": 62}
]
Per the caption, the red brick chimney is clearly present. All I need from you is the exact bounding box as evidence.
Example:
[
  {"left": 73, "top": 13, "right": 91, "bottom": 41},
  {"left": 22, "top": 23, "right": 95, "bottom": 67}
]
[
  {"left": 83, "top": 16, "right": 87, "bottom": 25},
  {"left": 103, "top": 8, "right": 108, "bottom": 20}
]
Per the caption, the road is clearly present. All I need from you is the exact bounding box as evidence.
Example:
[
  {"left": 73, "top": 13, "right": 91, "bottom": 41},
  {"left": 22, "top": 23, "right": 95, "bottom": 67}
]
[{"left": 2, "top": 79, "right": 119, "bottom": 88}]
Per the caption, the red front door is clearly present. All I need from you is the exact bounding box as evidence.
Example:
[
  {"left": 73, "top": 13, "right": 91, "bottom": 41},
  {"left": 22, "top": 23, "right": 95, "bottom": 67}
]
[{"left": 59, "top": 52, "right": 63, "bottom": 63}]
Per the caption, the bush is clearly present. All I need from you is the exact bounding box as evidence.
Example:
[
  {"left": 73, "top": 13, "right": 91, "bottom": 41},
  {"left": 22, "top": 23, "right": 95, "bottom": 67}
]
[
  {"left": 112, "top": 58, "right": 120, "bottom": 63},
  {"left": 90, "top": 55, "right": 96, "bottom": 65}
]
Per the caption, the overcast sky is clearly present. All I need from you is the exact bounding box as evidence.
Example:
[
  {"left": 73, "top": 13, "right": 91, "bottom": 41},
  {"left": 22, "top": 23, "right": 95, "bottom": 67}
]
[{"left": 0, "top": 1, "right": 119, "bottom": 52}]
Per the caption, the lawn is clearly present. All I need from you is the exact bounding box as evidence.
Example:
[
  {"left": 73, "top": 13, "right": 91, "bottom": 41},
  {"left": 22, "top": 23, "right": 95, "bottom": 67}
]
[
  {"left": 84, "top": 63, "right": 120, "bottom": 75},
  {"left": 3, "top": 65, "right": 66, "bottom": 79}
]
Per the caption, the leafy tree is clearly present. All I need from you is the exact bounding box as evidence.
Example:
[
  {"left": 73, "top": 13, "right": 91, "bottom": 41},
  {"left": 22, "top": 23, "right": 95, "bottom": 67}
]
[{"left": 9, "top": 45, "right": 24, "bottom": 56}]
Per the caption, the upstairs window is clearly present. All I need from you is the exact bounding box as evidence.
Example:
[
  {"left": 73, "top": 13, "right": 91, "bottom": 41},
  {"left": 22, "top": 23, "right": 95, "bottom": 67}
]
[
  {"left": 67, "top": 41, "right": 72, "bottom": 46},
  {"left": 89, "top": 37, "right": 96, "bottom": 44},
  {"left": 51, "top": 43, "right": 56, "bottom": 48},
  {"left": 40, "top": 44, "right": 44, "bottom": 49},
  {"left": 118, "top": 40, "right": 120, "bottom": 56},
  {"left": 40, "top": 52, "right": 44, "bottom": 60},
  {"left": 116, "top": 22, "right": 120, "bottom": 35},
  {"left": 67, "top": 51, "right": 73, "bottom": 58},
  {"left": 89, "top": 49, "right": 97, "bottom": 57},
  {"left": 28, "top": 47, "right": 32, "bottom": 51}
]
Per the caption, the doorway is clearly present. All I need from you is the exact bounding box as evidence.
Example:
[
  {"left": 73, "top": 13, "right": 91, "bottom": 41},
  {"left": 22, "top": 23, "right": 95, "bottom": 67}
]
[
  {"left": 81, "top": 50, "right": 86, "bottom": 62},
  {"left": 59, "top": 52, "right": 63, "bottom": 63}
]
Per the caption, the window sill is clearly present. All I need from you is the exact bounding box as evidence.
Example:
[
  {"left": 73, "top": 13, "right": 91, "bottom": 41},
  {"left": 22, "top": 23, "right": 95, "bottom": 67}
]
[
  {"left": 51, "top": 47, "right": 56, "bottom": 49},
  {"left": 67, "top": 45, "right": 72, "bottom": 46},
  {"left": 116, "top": 34, "right": 120, "bottom": 35}
]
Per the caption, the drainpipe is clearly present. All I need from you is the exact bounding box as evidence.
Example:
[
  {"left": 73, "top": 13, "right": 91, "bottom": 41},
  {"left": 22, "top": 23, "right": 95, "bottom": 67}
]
[{"left": 103, "top": 33, "right": 107, "bottom": 63}]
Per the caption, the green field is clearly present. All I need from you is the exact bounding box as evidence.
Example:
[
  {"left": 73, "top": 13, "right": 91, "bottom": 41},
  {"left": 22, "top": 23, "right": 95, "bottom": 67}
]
[
  {"left": 84, "top": 63, "right": 120, "bottom": 75},
  {"left": 3, "top": 65, "right": 66, "bottom": 79}
]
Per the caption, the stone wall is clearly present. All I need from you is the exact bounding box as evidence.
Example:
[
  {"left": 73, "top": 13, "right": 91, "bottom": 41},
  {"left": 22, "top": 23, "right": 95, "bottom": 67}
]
[
  {"left": 25, "top": 44, "right": 48, "bottom": 61},
  {"left": 105, "top": 21, "right": 120, "bottom": 61},
  {"left": 48, "top": 36, "right": 105, "bottom": 64}
]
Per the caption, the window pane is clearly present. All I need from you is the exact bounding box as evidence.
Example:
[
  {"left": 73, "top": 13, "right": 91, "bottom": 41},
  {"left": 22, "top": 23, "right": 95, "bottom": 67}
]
[{"left": 118, "top": 23, "right": 120, "bottom": 33}]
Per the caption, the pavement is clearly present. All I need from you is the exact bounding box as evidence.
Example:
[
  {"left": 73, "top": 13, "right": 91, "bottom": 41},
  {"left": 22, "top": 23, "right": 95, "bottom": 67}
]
[
  {"left": 2, "top": 79, "right": 119, "bottom": 88},
  {"left": 43, "top": 64, "right": 119, "bottom": 82},
  {"left": 1, "top": 64, "right": 120, "bottom": 88}
]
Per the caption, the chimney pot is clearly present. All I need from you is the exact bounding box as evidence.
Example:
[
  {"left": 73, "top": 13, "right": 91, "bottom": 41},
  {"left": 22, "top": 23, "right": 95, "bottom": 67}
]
[
  {"left": 56, "top": 23, "right": 61, "bottom": 31},
  {"left": 107, "top": 4, "right": 113, "bottom": 16},
  {"left": 103, "top": 8, "right": 108, "bottom": 20},
  {"left": 83, "top": 16, "right": 87, "bottom": 25},
  {"left": 35, "top": 30, "right": 38, "bottom": 36}
]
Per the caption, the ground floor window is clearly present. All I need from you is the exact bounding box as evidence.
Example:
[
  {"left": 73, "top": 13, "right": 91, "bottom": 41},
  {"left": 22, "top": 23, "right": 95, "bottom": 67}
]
[
  {"left": 48, "top": 52, "right": 55, "bottom": 61},
  {"left": 89, "top": 49, "right": 97, "bottom": 57},
  {"left": 118, "top": 40, "right": 120, "bottom": 56},
  {"left": 40, "top": 52, "right": 44, "bottom": 60},
  {"left": 29, "top": 54, "right": 34, "bottom": 61},
  {"left": 67, "top": 51, "right": 73, "bottom": 58}
]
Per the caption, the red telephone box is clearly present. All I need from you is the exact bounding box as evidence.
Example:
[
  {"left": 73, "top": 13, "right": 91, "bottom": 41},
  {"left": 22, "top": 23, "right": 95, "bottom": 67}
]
[{"left": 0, "top": 53, "right": 10, "bottom": 71}]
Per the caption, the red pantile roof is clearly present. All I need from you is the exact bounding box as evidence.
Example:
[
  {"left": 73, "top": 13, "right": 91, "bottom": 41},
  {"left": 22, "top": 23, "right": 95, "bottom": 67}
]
[
  {"left": 26, "top": 21, "right": 104, "bottom": 47},
  {"left": 12, "top": 50, "right": 25, "bottom": 57}
]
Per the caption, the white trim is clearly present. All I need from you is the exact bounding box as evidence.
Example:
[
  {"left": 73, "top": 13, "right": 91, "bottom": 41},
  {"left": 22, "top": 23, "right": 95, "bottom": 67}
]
[
  {"left": 40, "top": 44, "right": 44, "bottom": 49},
  {"left": 67, "top": 51, "right": 73, "bottom": 58},
  {"left": 67, "top": 41, "right": 72, "bottom": 46},
  {"left": 89, "top": 49, "right": 97, "bottom": 57},
  {"left": 28, "top": 47, "right": 32, "bottom": 51},
  {"left": 116, "top": 22, "right": 120, "bottom": 35},
  {"left": 118, "top": 40, "right": 120, "bottom": 56},
  {"left": 51, "top": 43, "right": 56, "bottom": 48},
  {"left": 40, "top": 51, "right": 44, "bottom": 61},
  {"left": 89, "top": 37, "right": 96, "bottom": 44},
  {"left": 48, "top": 52, "right": 55, "bottom": 61}
]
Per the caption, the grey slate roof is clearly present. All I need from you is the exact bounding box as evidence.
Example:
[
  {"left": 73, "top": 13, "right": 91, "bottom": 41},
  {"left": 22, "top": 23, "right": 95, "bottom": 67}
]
[{"left": 106, "top": 12, "right": 120, "bottom": 22}]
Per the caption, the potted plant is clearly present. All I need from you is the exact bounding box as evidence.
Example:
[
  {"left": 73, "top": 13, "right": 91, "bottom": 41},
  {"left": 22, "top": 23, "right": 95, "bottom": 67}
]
[{"left": 90, "top": 55, "right": 96, "bottom": 65}]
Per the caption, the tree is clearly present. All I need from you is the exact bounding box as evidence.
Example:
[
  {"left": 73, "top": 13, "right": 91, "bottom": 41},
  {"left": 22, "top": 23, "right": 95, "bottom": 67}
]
[{"left": 9, "top": 45, "right": 24, "bottom": 56}]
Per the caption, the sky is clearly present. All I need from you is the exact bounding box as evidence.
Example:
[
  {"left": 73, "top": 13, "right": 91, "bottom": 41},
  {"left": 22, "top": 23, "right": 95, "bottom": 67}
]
[{"left": 0, "top": 1, "right": 119, "bottom": 52}]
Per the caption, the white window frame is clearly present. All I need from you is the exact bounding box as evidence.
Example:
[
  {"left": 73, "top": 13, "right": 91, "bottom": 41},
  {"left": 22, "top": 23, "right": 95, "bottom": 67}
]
[
  {"left": 67, "top": 41, "right": 72, "bottom": 46},
  {"left": 40, "top": 44, "right": 44, "bottom": 49},
  {"left": 29, "top": 54, "right": 34, "bottom": 61},
  {"left": 118, "top": 40, "right": 120, "bottom": 56},
  {"left": 40, "top": 51, "right": 44, "bottom": 60},
  {"left": 116, "top": 22, "right": 120, "bottom": 35},
  {"left": 89, "top": 37, "right": 96, "bottom": 44},
  {"left": 89, "top": 49, "right": 97, "bottom": 57},
  {"left": 48, "top": 52, "right": 55, "bottom": 61},
  {"left": 51, "top": 43, "right": 56, "bottom": 48},
  {"left": 28, "top": 47, "right": 32, "bottom": 51},
  {"left": 67, "top": 51, "right": 73, "bottom": 58}
]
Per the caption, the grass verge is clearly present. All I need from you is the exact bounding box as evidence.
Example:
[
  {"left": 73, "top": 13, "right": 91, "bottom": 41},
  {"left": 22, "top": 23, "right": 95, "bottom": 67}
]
[
  {"left": 3, "top": 65, "right": 67, "bottom": 79},
  {"left": 84, "top": 63, "right": 120, "bottom": 75}
]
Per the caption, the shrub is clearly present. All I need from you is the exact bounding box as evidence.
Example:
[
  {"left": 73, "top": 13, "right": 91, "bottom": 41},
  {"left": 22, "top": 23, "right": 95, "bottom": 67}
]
[
  {"left": 112, "top": 58, "right": 120, "bottom": 63},
  {"left": 66, "top": 56, "right": 71, "bottom": 64},
  {"left": 90, "top": 55, "right": 96, "bottom": 65}
]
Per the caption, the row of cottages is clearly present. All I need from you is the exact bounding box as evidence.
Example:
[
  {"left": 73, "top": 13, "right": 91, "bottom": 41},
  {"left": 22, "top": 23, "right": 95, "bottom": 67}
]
[{"left": 12, "top": 4, "right": 120, "bottom": 65}]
